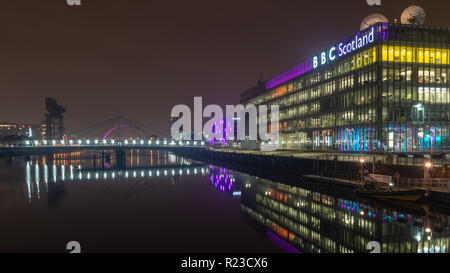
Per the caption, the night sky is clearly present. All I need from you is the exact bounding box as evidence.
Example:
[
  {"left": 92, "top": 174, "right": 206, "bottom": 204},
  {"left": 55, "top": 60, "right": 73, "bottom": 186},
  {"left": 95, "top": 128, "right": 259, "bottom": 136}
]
[{"left": 0, "top": 0, "right": 449, "bottom": 137}]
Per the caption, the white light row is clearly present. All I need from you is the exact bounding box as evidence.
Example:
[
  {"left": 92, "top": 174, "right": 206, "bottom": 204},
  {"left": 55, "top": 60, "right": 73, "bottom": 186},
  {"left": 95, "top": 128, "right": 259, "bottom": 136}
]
[
  {"left": 23, "top": 140, "right": 205, "bottom": 146},
  {"left": 37, "top": 167, "right": 208, "bottom": 182},
  {"left": 76, "top": 168, "right": 208, "bottom": 180}
]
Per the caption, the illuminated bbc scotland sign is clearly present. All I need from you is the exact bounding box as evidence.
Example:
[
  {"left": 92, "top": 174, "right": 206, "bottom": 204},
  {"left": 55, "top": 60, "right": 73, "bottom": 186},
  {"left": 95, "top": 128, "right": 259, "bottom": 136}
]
[
  {"left": 312, "top": 26, "right": 375, "bottom": 69},
  {"left": 265, "top": 24, "right": 387, "bottom": 90}
]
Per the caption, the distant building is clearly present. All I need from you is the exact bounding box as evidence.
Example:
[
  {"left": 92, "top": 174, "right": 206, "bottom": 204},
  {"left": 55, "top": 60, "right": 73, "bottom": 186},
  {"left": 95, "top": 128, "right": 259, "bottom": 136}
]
[
  {"left": 42, "top": 98, "right": 66, "bottom": 140},
  {"left": 170, "top": 116, "right": 182, "bottom": 132}
]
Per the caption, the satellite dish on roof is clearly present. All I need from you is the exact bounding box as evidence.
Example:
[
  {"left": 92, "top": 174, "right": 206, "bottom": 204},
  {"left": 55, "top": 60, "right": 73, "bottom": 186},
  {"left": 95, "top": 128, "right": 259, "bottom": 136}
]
[
  {"left": 360, "top": 14, "right": 389, "bottom": 31},
  {"left": 401, "top": 5, "right": 426, "bottom": 25}
]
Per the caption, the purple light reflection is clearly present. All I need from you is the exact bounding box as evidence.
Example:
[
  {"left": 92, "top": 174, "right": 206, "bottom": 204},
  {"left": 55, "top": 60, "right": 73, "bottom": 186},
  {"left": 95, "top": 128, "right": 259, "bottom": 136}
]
[{"left": 266, "top": 231, "right": 301, "bottom": 253}]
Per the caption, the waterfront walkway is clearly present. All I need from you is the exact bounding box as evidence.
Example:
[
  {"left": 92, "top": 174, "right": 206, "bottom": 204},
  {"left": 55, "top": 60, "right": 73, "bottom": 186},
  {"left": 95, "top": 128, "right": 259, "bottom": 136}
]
[{"left": 212, "top": 148, "right": 449, "bottom": 168}]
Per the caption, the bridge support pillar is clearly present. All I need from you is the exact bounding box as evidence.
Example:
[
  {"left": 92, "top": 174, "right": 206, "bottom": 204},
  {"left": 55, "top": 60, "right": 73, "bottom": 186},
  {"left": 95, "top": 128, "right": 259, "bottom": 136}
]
[{"left": 102, "top": 150, "right": 105, "bottom": 170}]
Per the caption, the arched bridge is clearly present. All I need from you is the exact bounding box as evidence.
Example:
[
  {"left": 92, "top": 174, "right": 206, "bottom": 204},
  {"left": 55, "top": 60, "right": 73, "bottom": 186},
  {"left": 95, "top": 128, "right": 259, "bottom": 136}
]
[{"left": 67, "top": 116, "right": 168, "bottom": 140}]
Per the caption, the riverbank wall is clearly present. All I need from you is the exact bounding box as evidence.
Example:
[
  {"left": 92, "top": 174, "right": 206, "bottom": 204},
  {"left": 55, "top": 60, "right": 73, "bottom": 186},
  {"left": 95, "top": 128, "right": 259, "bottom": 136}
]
[{"left": 175, "top": 148, "right": 450, "bottom": 207}]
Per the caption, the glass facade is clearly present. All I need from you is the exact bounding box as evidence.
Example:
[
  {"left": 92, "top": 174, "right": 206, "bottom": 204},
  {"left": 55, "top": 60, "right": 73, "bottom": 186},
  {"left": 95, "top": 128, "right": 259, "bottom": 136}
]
[{"left": 241, "top": 23, "right": 450, "bottom": 152}]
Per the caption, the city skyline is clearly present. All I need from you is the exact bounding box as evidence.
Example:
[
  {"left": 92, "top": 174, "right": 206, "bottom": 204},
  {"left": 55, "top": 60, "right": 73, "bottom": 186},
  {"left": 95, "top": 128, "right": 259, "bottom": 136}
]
[
  {"left": 2, "top": 0, "right": 450, "bottom": 258},
  {"left": 1, "top": 0, "right": 449, "bottom": 135}
]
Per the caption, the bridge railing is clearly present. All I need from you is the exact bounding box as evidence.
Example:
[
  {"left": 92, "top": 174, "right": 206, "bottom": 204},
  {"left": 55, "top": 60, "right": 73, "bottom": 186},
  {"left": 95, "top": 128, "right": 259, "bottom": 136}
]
[
  {"left": 399, "top": 177, "right": 450, "bottom": 193},
  {"left": 0, "top": 139, "right": 206, "bottom": 148}
]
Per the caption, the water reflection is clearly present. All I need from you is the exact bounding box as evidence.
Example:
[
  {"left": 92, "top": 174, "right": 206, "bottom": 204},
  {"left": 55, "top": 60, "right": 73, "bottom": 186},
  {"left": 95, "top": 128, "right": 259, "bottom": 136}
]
[
  {"left": 209, "top": 166, "right": 241, "bottom": 197},
  {"left": 23, "top": 162, "right": 208, "bottom": 205},
  {"left": 2, "top": 151, "right": 450, "bottom": 253},
  {"left": 2, "top": 150, "right": 207, "bottom": 207}
]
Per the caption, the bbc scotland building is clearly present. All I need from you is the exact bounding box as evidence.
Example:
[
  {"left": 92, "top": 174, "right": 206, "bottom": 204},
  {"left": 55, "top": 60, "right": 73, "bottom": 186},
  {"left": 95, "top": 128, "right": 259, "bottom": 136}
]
[{"left": 241, "top": 23, "right": 450, "bottom": 153}]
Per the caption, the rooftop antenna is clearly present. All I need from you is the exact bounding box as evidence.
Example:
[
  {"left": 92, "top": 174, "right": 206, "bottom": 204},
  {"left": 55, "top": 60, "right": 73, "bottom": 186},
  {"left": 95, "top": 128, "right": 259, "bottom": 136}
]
[
  {"left": 360, "top": 13, "right": 389, "bottom": 31},
  {"left": 400, "top": 4, "right": 426, "bottom": 25}
]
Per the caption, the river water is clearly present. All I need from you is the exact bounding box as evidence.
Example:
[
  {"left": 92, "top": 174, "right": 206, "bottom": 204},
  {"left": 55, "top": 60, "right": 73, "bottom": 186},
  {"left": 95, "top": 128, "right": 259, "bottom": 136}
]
[{"left": 0, "top": 150, "right": 449, "bottom": 253}]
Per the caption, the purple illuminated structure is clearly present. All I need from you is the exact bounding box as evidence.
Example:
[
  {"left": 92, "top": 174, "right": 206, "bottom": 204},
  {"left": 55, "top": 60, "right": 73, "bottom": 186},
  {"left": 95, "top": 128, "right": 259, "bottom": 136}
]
[
  {"left": 208, "top": 119, "right": 234, "bottom": 144},
  {"left": 265, "top": 62, "right": 312, "bottom": 90},
  {"left": 103, "top": 125, "right": 130, "bottom": 140},
  {"left": 102, "top": 124, "right": 147, "bottom": 140}
]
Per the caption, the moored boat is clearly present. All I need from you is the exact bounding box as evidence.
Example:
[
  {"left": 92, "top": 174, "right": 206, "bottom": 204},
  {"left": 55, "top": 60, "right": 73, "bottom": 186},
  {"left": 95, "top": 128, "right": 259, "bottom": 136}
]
[{"left": 355, "top": 189, "right": 427, "bottom": 201}]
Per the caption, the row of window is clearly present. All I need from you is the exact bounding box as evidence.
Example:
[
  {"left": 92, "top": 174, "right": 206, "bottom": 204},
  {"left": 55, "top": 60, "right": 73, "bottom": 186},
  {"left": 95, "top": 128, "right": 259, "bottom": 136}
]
[
  {"left": 381, "top": 46, "right": 449, "bottom": 64},
  {"left": 247, "top": 47, "right": 377, "bottom": 105},
  {"left": 245, "top": 46, "right": 449, "bottom": 109},
  {"left": 277, "top": 124, "right": 450, "bottom": 152},
  {"left": 259, "top": 67, "right": 449, "bottom": 113}
]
